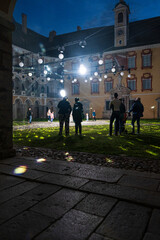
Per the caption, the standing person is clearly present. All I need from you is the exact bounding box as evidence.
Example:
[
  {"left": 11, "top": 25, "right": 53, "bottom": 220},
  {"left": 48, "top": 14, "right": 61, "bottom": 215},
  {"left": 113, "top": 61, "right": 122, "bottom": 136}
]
[
  {"left": 57, "top": 97, "right": 72, "bottom": 136},
  {"left": 109, "top": 93, "right": 121, "bottom": 136},
  {"left": 119, "top": 98, "right": 126, "bottom": 134},
  {"left": 50, "top": 111, "right": 54, "bottom": 122},
  {"left": 72, "top": 98, "right": 83, "bottom": 135},
  {"left": 129, "top": 97, "right": 144, "bottom": 134},
  {"left": 92, "top": 110, "right": 96, "bottom": 121},
  {"left": 27, "top": 107, "right": 32, "bottom": 124},
  {"left": 47, "top": 109, "right": 51, "bottom": 122}
]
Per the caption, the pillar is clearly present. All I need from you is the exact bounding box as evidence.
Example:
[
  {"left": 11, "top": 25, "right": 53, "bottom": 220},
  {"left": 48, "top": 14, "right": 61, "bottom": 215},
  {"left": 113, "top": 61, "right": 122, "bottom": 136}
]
[{"left": 0, "top": 15, "right": 16, "bottom": 159}]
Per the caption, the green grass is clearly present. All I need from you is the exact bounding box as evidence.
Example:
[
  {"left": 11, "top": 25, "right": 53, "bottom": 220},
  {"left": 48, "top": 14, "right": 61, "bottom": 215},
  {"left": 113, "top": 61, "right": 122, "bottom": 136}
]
[{"left": 13, "top": 123, "right": 160, "bottom": 159}]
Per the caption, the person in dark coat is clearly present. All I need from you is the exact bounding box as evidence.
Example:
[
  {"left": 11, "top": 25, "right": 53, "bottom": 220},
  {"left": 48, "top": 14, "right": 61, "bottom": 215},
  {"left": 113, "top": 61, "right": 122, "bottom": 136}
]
[
  {"left": 57, "top": 97, "right": 72, "bottom": 136},
  {"left": 72, "top": 97, "right": 83, "bottom": 135},
  {"left": 109, "top": 93, "right": 121, "bottom": 136},
  {"left": 27, "top": 107, "right": 32, "bottom": 124},
  {"left": 129, "top": 97, "right": 144, "bottom": 134},
  {"left": 119, "top": 98, "right": 126, "bottom": 134}
]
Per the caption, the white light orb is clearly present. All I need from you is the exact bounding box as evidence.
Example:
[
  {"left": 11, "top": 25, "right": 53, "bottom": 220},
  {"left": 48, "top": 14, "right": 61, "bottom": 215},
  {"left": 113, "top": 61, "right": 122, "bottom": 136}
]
[
  {"left": 47, "top": 77, "right": 51, "bottom": 81},
  {"left": 151, "top": 106, "right": 155, "bottom": 109},
  {"left": 60, "top": 89, "right": 66, "bottom": 97},
  {"left": 47, "top": 66, "right": 51, "bottom": 71},
  {"left": 89, "top": 77, "right": 93, "bottom": 80},
  {"left": 38, "top": 58, "right": 43, "bottom": 64},
  {"left": 94, "top": 71, "right": 98, "bottom": 76},
  {"left": 84, "top": 79, "right": 88, "bottom": 83},
  {"left": 98, "top": 59, "right": 103, "bottom": 65},
  {"left": 120, "top": 71, "right": 124, "bottom": 76},
  {"left": 128, "top": 74, "right": 131, "bottom": 78},
  {"left": 58, "top": 53, "right": 64, "bottom": 60},
  {"left": 104, "top": 74, "right": 107, "bottom": 79},
  {"left": 60, "top": 79, "right": 64, "bottom": 83},
  {"left": 111, "top": 67, "right": 116, "bottom": 73},
  {"left": 28, "top": 72, "right": 33, "bottom": 77},
  {"left": 99, "top": 78, "right": 102, "bottom": 81},
  {"left": 19, "top": 62, "right": 24, "bottom": 67},
  {"left": 44, "top": 70, "right": 48, "bottom": 75},
  {"left": 79, "top": 64, "right": 87, "bottom": 75}
]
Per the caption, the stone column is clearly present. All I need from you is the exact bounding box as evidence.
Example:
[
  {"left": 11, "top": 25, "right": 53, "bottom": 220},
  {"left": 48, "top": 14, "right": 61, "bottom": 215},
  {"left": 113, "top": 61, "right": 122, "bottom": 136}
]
[{"left": 0, "top": 15, "right": 16, "bottom": 159}]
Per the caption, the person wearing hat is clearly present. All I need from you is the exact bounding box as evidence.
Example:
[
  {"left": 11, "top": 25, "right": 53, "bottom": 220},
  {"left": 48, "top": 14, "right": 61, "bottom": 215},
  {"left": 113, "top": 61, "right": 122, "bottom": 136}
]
[
  {"left": 57, "top": 96, "right": 72, "bottom": 136},
  {"left": 72, "top": 97, "right": 83, "bottom": 135}
]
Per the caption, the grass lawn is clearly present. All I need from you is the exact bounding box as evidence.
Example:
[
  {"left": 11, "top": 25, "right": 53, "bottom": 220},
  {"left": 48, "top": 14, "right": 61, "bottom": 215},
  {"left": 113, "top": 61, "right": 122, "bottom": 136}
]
[{"left": 13, "top": 122, "right": 160, "bottom": 159}]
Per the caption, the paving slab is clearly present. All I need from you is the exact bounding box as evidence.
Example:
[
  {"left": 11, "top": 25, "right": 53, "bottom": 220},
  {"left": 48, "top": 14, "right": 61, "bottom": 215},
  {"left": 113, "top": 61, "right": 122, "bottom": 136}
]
[
  {"left": 0, "top": 181, "right": 39, "bottom": 204},
  {"left": 75, "top": 193, "right": 117, "bottom": 217},
  {"left": 0, "top": 193, "right": 39, "bottom": 224},
  {"left": 143, "top": 233, "right": 160, "bottom": 240},
  {"left": 0, "top": 173, "right": 24, "bottom": 191},
  {"left": 35, "top": 209, "right": 102, "bottom": 240},
  {"left": 0, "top": 210, "right": 53, "bottom": 240},
  {"left": 89, "top": 233, "right": 114, "bottom": 240},
  {"left": 118, "top": 174, "right": 160, "bottom": 191},
  {"left": 80, "top": 180, "right": 160, "bottom": 208},
  {"left": 147, "top": 209, "right": 160, "bottom": 236},
  {"left": 71, "top": 164, "right": 123, "bottom": 183},
  {"left": 31, "top": 188, "right": 86, "bottom": 219},
  {"left": 96, "top": 201, "right": 151, "bottom": 240},
  {"left": 38, "top": 172, "right": 89, "bottom": 189}
]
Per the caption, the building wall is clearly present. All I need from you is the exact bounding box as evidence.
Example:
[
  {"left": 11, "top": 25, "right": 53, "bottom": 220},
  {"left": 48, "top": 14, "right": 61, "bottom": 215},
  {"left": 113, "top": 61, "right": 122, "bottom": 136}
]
[{"left": 64, "top": 45, "right": 160, "bottom": 119}]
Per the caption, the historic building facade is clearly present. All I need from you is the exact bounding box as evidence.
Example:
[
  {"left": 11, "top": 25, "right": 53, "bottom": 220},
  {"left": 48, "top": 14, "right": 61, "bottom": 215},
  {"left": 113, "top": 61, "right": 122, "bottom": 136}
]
[{"left": 12, "top": 0, "right": 160, "bottom": 120}]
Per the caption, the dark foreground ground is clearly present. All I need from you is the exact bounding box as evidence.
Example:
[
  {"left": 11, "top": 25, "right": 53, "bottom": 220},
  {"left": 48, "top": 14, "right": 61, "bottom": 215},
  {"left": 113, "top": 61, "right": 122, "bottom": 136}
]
[{"left": 0, "top": 154, "right": 160, "bottom": 240}]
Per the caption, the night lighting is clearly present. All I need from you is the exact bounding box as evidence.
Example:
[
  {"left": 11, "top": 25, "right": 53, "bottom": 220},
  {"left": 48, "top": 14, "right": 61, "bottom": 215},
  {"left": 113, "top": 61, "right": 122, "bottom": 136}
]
[
  {"left": 28, "top": 72, "right": 33, "bottom": 77},
  {"left": 38, "top": 58, "right": 43, "bottom": 64},
  {"left": 58, "top": 53, "right": 64, "bottom": 60},
  {"left": 36, "top": 158, "right": 46, "bottom": 162},
  {"left": 14, "top": 165, "right": 27, "bottom": 175},
  {"left": 44, "top": 70, "right": 47, "bottom": 75},
  {"left": 60, "top": 89, "right": 66, "bottom": 97},
  {"left": 104, "top": 74, "right": 107, "bottom": 78},
  {"left": 79, "top": 64, "right": 87, "bottom": 75},
  {"left": 111, "top": 67, "right": 116, "bottom": 73},
  {"left": 89, "top": 77, "right": 93, "bottom": 80},
  {"left": 94, "top": 71, "right": 98, "bottom": 76},
  {"left": 98, "top": 59, "right": 103, "bottom": 65},
  {"left": 19, "top": 62, "right": 24, "bottom": 67},
  {"left": 120, "top": 72, "right": 124, "bottom": 76},
  {"left": 47, "top": 77, "right": 51, "bottom": 81}
]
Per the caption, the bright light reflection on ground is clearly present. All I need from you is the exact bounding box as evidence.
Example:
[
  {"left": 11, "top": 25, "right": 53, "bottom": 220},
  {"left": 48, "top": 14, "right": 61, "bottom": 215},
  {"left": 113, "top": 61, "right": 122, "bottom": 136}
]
[
  {"left": 65, "top": 156, "right": 74, "bottom": 162},
  {"left": 106, "top": 158, "right": 113, "bottom": 163},
  {"left": 36, "top": 158, "right": 46, "bottom": 163},
  {"left": 14, "top": 166, "right": 27, "bottom": 175}
]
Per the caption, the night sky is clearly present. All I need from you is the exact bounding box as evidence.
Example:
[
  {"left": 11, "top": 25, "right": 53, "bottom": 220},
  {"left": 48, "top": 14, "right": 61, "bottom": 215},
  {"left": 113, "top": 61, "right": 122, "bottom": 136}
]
[{"left": 13, "top": 0, "right": 160, "bottom": 37}]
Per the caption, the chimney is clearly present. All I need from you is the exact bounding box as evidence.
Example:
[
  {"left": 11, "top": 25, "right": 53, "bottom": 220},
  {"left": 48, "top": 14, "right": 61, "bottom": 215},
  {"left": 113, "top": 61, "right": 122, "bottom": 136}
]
[
  {"left": 49, "top": 31, "right": 56, "bottom": 42},
  {"left": 77, "top": 26, "right": 81, "bottom": 31},
  {"left": 22, "top": 13, "right": 27, "bottom": 34}
]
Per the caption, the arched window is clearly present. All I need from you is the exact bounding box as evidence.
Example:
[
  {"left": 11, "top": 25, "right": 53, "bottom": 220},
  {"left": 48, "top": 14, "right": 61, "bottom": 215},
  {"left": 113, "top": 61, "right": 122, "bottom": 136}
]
[{"left": 118, "top": 12, "right": 123, "bottom": 23}]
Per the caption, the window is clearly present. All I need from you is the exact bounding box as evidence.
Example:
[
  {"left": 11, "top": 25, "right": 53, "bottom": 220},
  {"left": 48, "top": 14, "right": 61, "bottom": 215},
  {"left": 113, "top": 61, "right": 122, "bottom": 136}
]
[
  {"left": 72, "top": 83, "right": 79, "bottom": 95},
  {"left": 127, "top": 79, "right": 136, "bottom": 91},
  {"left": 118, "top": 12, "right": 123, "bottom": 23},
  {"left": 90, "top": 60, "right": 98, "bottom": 73},
  {"left": 106, "top": 101, "right": 110, "bottom": 110},
  {"left": 72, "top": 62, "right": 79, "bottom": 72},
  {"left": 105, "top": 80, "right": 113, "bottom": 92},
  {"left": 141, "top": 73, "right": 152, "bottom": 91},
  {"left": 142, "top": 49, "right": 152, "bottom": 68},
  {"left": 91, "top": 80, "right": 99, "bottom": 94},
  {"left": 142, "top": 54, "right": 151, "bottom": 67},
  {"left": 142, "top": 78, "right": 151, "bottom": 90},
  {"left": 105, "top": 59, "right": 113, "bottom": 71},
  {"left": 128, "top": 56, "right": 136, "bottom": 69}
]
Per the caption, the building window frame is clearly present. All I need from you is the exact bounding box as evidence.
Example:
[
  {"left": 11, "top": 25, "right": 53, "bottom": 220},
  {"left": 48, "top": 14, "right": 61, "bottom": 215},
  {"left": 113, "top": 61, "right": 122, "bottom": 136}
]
[
  {"left": 141, "top": 49, "right": 152, "bottom": 69},
  {"left": 127, "top": 74, "right": 137, "bottom": 92},
  {"left": 89, "top": 56, "right": 99, "bottom": 75},
  {"left": 72, "top": 81, "right": 80, "bottom": 95},
  {"left": 72, "top": 60, "right": 80, "bottom": 74},
  {"left": 141, "top": 73, "right": 152, "bottom": 91},
  {"left": 127, "top": 51, "right": 137, "bottom": 70},
  {"left": 104, "top": 55, "right": 113, "bottom": 72},
  {"left": 104, "top": 77, "right": 113, "bottom": 93},
  {"left": 91, "top": 78, "right": 99, "bottom": 94}
]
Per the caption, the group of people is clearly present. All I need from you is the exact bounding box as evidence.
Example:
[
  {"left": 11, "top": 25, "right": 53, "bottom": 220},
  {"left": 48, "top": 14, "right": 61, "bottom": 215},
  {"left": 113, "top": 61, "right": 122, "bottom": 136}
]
[
  {"left": 109, "top": 92, "right": 144, "bottom": 136},
  {"left": 57, "top": 97, "right": 83, "bottom": 136},
  {"left": 27, "top": 93, "right": 144, "bottom": 136}
]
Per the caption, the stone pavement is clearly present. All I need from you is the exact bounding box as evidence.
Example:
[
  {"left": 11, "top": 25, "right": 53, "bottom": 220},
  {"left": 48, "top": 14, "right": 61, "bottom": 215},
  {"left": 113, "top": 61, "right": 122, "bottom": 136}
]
[{"left": 0, "top": 156, "right": 160, "bottom": 240}]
